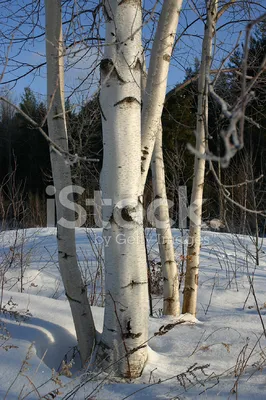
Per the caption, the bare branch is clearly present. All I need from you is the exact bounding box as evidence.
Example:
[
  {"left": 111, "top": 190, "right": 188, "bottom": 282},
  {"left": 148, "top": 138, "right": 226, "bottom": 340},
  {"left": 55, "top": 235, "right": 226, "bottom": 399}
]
[
  {"left": 0, "top": 96, "right": 99, "bottom": 165},
  {"left": 209, "top": 160, "right": 266, "bottom": 217}
]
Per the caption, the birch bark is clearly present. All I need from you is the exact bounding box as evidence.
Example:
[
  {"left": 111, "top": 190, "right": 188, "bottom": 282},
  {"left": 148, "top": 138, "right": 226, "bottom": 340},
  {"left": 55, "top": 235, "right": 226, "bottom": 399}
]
[
  {"left": 99, "top": 0, "right": 148, "bottom": 378},
  {"left": 141, "top": 0, "right": 183, "bottom": 192},
  {"left": 151, "top": 126, "right": 180, "bottom": 316},
  {"left": 141, "top": 0, "right": 183, "bottom": 318},
  {"left": 182, "top": 0, "right": 218, "bottom": 316},
  {"left": 45, "top": 0, "right": 95, "bottom": 365}
]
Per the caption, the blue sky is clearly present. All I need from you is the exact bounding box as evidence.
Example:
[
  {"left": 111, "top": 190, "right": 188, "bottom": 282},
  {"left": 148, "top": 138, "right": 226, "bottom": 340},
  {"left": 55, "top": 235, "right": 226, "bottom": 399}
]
[{"left": 1, "top": 0, "right": 266, "bottom": 104}]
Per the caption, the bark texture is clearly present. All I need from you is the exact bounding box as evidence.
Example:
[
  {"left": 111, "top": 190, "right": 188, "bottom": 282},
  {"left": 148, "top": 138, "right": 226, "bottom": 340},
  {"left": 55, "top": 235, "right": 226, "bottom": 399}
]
[
  {"left": 45, "top": 0, "right": 95, "bottom": 365},
  {"left": 151, "top": 125, "right": 180, "bottom": 316},
  {"left": 140, "top": 0, "right": 183, "bottom": 318},
  {"left": 141, "top": 0, "right": 183, "bottom": 191},
  {"left": 182, "top": 0, "right": 218, "bottom": 316},
  {"left": 99, "top": 0, "right": 148, "bottom": 378}
]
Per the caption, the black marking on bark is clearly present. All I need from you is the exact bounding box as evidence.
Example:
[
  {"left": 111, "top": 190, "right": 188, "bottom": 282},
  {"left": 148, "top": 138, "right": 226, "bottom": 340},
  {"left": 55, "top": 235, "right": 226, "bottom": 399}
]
[
  {"left": 142, "top": 149, "right": 149, "bottom": 155},
  {"left": 134, "top": 58, "right": 142, "bottom": 71},
  {"left": 100, "top": 59, "right": 126, "bottom": 83},
  {"left": 163, "top": 54, "right": 171, "bottom": 62},
  {"left": 119, "top": 0, "right": 141, "bottom": 6},
  {"left": 121, "top": 207, "right": 135, "bottom": 222},
  {"left": 183, "top": 286, "right": 195, "bottom": 293},
  {"left": 127, "top": 320, "right": 131, "bottom": 331},
  {"left": 122, "top": 280, "right": 147, "bottom": 289},
  {"left": 107, "top": 328, "right": 116, "bottom": 332},
  {"left": 141, "top": 156, "right": 146, "bottom": 161},
  {"left": 109, "top": 212, "right": 114, "bottom": 223},
  {"left": 155, "top": 195, "right": 162, "bottom": 199},
  {"left": 59, "top": 251, "right": 73, "bottom": 260},
  {"left": 123, "top": 332, "right": 142, "bottom": 339},
  {"left": 113, "top": 97, "right": 141, "bottom": 107},
  {"left": 123, "top": 331, "right": 142, "bottom": 339},
  {"left": 191, "top": 266, "right": 198, "bottom": 270},
  {"left": 144, "top": 146, "right": 148, "bottom": 150},
  {"left": 122, "top": 320, "right": 142, "bottom": 339},
  {"left": 65, "top": 292, "right": 81, "bottom": 304},
  {"left": 164, "top": 297, "right": 175, "bottom": 303},
  {"left": 100, "top": 58, "right": 114, "bottom": 74}
]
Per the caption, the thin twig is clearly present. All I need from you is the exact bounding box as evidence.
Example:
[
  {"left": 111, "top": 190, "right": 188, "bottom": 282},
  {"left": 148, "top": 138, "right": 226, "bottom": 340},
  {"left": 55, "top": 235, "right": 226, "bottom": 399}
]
[{"left": 0, "top": 96, "right": 99, "bottom": 165}]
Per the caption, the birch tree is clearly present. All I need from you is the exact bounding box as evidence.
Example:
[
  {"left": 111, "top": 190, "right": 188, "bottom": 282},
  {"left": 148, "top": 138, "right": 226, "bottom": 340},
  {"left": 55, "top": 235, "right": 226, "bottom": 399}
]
[
  {"left": 141, "top": 0, "right": 183, "bottom": 190},
  {"left": 45, "top": 0, "right": 95, "bottom": 365},
  {"left": 99, "top": 0, "right": 148, "bottom": 378},
  {"left": 151, "top": 126, "right": 180, "bottom": 316},
  {"left": 182, "top": 0, "right": 218, "bottom": 316},
  {"left": 141, "top": 55, "right": 180, "bottom": 317},
  {"left": 142, "top": 0, "right": 183, "bottom": 317},
  {"left": 99, "top": 0, "right": 185, "bottom": 376}
]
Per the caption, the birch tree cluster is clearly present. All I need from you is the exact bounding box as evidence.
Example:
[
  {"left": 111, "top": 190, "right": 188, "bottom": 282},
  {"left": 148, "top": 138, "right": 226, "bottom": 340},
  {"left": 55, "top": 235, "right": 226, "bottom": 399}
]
[{"left": 0, "top": 0, "right": 266, "bottom": 379}]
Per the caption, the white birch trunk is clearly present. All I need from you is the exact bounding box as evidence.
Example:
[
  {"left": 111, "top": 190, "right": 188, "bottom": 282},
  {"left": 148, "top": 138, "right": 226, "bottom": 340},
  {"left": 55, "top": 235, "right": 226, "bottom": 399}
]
[
  {"left": 45, "top": 0, "right": 95, "bottom": 365},
  {"left": 140, "top": 1, "right": 182, "bottom": 318},
  {"left": 99, "top": 0, "right": 148, "bottom": 378},
  {"left": 151, "top": 125, "right": 180, "bottom": 316},
  {"left": 182, "top": 0, "right": 218, "bottom": 316},
  {"left": 141, "top": 0, "right": 183, "bottom": 192}
]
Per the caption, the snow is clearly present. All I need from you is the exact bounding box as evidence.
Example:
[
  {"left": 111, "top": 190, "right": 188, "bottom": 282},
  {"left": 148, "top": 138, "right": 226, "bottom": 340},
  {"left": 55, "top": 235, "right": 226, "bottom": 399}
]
[{"left": 1, "top": 228, "right": 266, "bottom": 399}]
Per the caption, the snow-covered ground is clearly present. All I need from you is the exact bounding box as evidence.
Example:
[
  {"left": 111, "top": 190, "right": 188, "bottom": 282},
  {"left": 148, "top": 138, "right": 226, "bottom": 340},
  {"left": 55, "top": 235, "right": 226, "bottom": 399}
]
[{"left": 1, "top": 228, "right": 266, "bottom": 399}]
